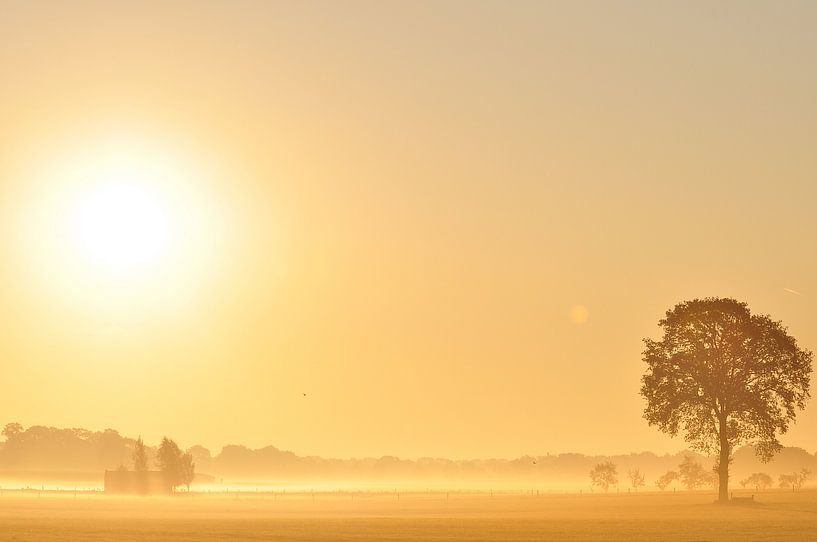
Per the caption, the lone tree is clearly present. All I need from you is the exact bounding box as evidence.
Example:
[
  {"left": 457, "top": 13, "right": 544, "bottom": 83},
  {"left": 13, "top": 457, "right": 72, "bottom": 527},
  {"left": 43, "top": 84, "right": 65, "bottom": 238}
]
[
  {"left": 656, "top": 470, "right": 679, "bottom": 491},
  {"left": 628, "top": 468, "right": 646, "bottom": 492},
  {"left": 678, "top": 455, "right": 710, "bottom": 490},
  {"left": 641, "top": 298, "right": 812, "bottom": 503},
  {"left": 741, "top": 472, "right": 772, "bottom": 491},
  {"left": 779, "top": 469, "right": 810, "bottom": 491},
  {"left": 589, "top": 462, "right": 617, "bottom": 492}
]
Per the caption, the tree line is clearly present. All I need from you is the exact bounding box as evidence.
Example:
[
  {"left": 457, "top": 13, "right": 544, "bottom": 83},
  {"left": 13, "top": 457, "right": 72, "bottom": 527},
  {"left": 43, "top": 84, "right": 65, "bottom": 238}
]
[
  {"left": 590, "top": 457, "right": 811, "bottom": 493},
  {"left": 3, "top": 422, "right": 816, "bottom": 487}
]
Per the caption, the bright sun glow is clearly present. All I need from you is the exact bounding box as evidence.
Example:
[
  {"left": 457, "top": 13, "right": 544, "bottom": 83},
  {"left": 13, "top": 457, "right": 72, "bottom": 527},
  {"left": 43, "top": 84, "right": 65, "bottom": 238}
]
[
  {"left": 17, "top": 130, "right": 230, "bottom": 316},
  {"left": 73, "top": 181, "right": 173, "bottom": 274},
  {"left": 59, "top": 144, "right": 186, "bottom": 280}
]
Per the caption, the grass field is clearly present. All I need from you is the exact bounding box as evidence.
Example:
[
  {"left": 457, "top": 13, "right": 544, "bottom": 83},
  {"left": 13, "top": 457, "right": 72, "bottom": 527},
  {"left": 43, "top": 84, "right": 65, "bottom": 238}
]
[{"left": 1, "top": 489, "right": 816, "bottom": 541}]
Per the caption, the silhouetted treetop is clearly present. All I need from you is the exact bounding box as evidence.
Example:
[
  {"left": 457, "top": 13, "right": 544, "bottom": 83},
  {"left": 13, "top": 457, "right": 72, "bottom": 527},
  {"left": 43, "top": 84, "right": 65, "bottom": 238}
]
[
  {"left": 133, "top": 437, "right": 148, "bottom": 472},
  {"left": 2, "top": 423, "right": 23, "bottom": 440}
]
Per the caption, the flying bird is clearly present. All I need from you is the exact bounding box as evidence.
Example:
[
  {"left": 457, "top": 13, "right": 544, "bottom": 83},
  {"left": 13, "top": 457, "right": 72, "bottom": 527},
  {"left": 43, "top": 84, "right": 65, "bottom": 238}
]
[{"left": 784, "top": 288, "right": 802, "bottom": 296}]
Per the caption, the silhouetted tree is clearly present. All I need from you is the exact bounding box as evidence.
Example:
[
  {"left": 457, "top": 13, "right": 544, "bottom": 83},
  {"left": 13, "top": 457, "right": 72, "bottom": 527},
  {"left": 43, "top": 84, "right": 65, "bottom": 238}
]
[
  {"left": 157, "top": 437, "right": 194, "bottom": 493},
  {"left": 589, "top": 462, "right": 617, "bottom": 492},
  {"left": 641, "top": 298, "right": 812, "bottom": 503},
  {"left": 741, "top": 472, "right": 772, "bottom": 491},
  {"left": 180, "top": 452, "right": 195, "bottom": 491},
  {"left": 797, "top": 469, "right": 810, "bottom": 486},
  {"left": 2, "top": 423, "right": 23, "bottom": 440},
  {"left": 779, "top": 469, "right": 810, "bottom": 491},
  {"left": 656, "top": 470, "right": 679, "bottom": 491},
  {"left": 133, "top": 437, "right": 148, "bottom": 472},
  {"left": 678, "top": 455, "right": 709, "bottom": 490},
  {"left": 628, "top": 468, "right": 645, "bottom": 491}
]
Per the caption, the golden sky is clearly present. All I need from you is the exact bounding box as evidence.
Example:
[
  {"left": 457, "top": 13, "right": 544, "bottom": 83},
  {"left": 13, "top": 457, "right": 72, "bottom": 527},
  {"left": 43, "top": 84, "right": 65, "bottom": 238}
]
[{"left": 1, "top": 1, "right": 816, "bottom": 459}]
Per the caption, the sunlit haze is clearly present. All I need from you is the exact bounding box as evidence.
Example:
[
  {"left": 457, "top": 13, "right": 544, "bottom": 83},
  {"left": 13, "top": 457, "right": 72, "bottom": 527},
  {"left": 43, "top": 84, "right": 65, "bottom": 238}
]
[{"left": 1, "top": 1, "right": 815, "bottom": 463}]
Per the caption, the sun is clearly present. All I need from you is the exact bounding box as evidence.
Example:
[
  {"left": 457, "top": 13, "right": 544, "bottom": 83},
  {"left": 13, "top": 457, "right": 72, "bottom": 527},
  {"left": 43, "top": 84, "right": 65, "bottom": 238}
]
[
  {"left": 72, "top": 181, "right": 173, "bottom": 274},
  {"left": 15, "top": 129, "right": 232, "bottom": 318},
  {"left": 58, "top": 144, "right": 186, "bottom": 280}
]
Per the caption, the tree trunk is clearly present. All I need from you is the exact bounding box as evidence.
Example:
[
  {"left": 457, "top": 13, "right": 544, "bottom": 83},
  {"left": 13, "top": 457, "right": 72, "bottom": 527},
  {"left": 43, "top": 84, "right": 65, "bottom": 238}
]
[{"left": 718, "top": 416, "right": 729, "bottom": 503}]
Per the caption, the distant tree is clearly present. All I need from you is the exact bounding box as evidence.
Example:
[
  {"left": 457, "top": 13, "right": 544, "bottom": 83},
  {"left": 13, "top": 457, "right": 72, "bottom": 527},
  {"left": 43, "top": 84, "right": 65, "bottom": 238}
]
[
  {"left": 800, "top": 469, "right": 811, "bottom": 488},
  {"left": 641, "top": 298, "right": 812, "bottom": 503},
  {"left": 185, "top": 445, "right": 212, "bottom": 470},
  {"left": 157, "top": 438, "right": 181, "bottom": 470},
  {"left": 706, "top": 467, "right": 719, "bottom": 492},
  {"left": 116, "top": 463, "right": 128, "bottom": 472},
  {"left": 0, "top": 425, "right": 133, "bottom": 471},
  {"left": 2, "top": 423, "right": 23, "bottom": 440},
  {"left": 180, "top": 452, "right": 195, "bottom": 491},
  {"left": 678, "top": 456, "right": 709, "bottom": 490},
  {"left": 779, "top": 473, "right": 795, "bottom": 490},
  {"left": 628, "top": 469, "right": 645, "bottom": 492},
  {"left": 157, "top": 437, "right": 191, "bottom": 493},
  {"left": 589, "top": 462, "right": 618, "bottom": 492},
  {"left": 741, "top": 473, "right": 772, "bottom": 491},
  {"left": 133, "top": 437, "right": 148, "bottom": 472},
  {"left": 656, "top": 470, "right": 679, "bottom": 491},
  {"left": 779, "top": 469, "right": 810, "bottom": 491}
]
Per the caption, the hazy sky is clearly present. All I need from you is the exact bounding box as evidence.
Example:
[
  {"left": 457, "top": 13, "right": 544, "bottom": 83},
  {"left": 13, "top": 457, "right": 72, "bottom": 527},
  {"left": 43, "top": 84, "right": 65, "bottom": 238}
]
[{"left": 1, "top": 1, "right": 816, "bottom": 459}]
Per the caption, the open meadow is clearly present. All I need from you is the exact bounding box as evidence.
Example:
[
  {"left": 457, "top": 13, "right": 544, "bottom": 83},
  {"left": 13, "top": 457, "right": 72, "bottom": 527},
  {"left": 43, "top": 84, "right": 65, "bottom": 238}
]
[{"left": 1, "top": 489, "right": 817, "bottom": 541}]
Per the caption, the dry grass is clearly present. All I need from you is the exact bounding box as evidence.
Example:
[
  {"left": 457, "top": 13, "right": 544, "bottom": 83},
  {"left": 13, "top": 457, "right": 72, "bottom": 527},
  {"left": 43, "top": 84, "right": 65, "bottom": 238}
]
[{"left": 1, "top": 489, "right": 816, "bottom": 540}]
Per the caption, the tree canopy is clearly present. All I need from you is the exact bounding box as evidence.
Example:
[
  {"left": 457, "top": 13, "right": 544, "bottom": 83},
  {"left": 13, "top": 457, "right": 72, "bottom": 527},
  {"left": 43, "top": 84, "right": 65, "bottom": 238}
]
[
  {"left": 655, "top": 470, "right": 678, "bottom": 491},
  {"left": 133, "top": 437, "right": 148, "bottom": 472},
  {"left": 741, "top": 472, "right": 772, "bottom": 491},
  {"left": 589, "top": 462, "right": 617, "bottom": 492},
  {"left": 678, "top": 455, "right": 712, "bottom": 490},
  {"left": 641, "top": 298, "right": 812, "bottom": 502},
  {"left": 157, "top": 437, "right": 195, "bottom": 492},
  {"left": 779, "top": 469, "right": 810, "bottom": 491}
]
